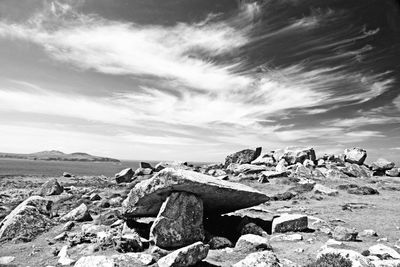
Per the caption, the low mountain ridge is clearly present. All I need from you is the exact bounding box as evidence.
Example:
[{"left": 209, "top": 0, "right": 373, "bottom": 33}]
[{"left": 0, "top": 150, "right": 120, "bottom": 162}]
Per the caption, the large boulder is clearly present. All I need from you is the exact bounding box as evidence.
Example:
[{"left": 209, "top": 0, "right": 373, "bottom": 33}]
[
  {"left": 280, "top": 147, "right": 316, "bottom": 165},
  {"left": 344, "top": 148, "right": 367, "bottom": 165},
  {"left": 225, "top": 147, "right": 262, "bottom": 167},
  {"left": 150, "top": 192, "right": 204, "bottom": 249},
  {"left": 341, "top": 163, "right": 372, "bottom": 178},
  {"left": 122, "top": 168, "right": 269, "bottom": 217},
  {"left": 332, "top": 226, "right": 358, "bottom": 241},
  {"left": 157, "top": 241, "right": 209, "bottom": 267},
  {"left": 0, "top": 196, "right": 53, "bottom": 241},
  {"left": 38, "top": 178, "right": 63, "bottom": 196},
  {"left": 371, "top": 158, "right": 395, "bottom": 171},
  {"left": 115, "top": 168, "right": 134, "bottom": 184}
]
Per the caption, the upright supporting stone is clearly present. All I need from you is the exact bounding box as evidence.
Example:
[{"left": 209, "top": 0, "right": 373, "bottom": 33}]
[{"left": 150, "top": 192, "right": 204, "bottom": 249}]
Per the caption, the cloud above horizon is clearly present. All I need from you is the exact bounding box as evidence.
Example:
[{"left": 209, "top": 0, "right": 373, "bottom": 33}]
[{"left": 0, "top": 0, "right": 399, "bottom": 162}]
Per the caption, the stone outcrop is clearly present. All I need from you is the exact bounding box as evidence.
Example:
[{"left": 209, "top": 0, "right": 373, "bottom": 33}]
[
  {"left": 344, "top": 148, "right": 367, "bottom": 165},
  {"left": 38, "top": 178, "right": 63, "bottom": 196},
  {"left": 115, "top": 168, "right": 134, "bottom": 184},
  {"left": 157, "top": 241, "right": 209, "bottom": 267},
  {"left": 150, "top": 192, "right": 204, "bottom": 248},
  {"left": 0, "top": 196, "right": 53, "bottom": 241},
  {"left": 122, "top": 168, "right": 269, "bottom": 217},
  {"left": 224, "top": 147, "right": 262, "bottom": 167}
]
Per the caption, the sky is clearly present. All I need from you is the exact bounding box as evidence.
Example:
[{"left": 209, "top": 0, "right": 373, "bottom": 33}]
[{"left": 0, "top": 0, "right": 399, "bottom": 163}]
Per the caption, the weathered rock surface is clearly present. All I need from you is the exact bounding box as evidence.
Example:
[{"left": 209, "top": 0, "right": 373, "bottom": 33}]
[
  {"left": 314, "top": 184, "right": 338, "bottom": 196},
  {"left": 208, "top": 236, "right": 233, "bottom": 249},
  {"left": 122, "top": 168, "right": 269, "bottom": 217},
  {"left": 227, "top": 164, "right": 267, "bottom": 174},
  {"left": 342, "top": 163, "right": 372, "bottom": 178},
  {"left": 235, "top": 234, "right": 272, "bottom": 252},
  {"left": 318, "top": 247, "right": 371, "bottom": 267},
  {"left": 115, "top": 168, "right": 134, "bottom": 183},
  {"left": 225, "top": 147, "right": 262, "bottom": 167},
  {"left": 251, "top": 155, "right": 275, "bottom": 166},
  {"left": 157, "top": 241, "right": 209, "bottom": 267},
  {"left": 372, "top": 158, "right": 395, "bottom": 171},
  {"left": 233, "top": 251, "right": 280, "bottom": 267},
  {"left": 386, "top": 168, "right": 400, "bottom": 177},
  {"left": 38, "top": 178, "right": 63, "bottom": 196},
  {"left": 150, "top": 192, "right": 204, "bottom": 249},
  {"left": 332, "top": 226, "right": 358, "bottom": 241},
  {"left": 344, "top": 148, "right": 367, "bottom": 165},
  {"left": 0, "top": 196, "right": 53, "bottom": 241},
  {"left": 369, "top": 244, "right": 400, "bottom": 259},
  {"left": 271, "top": 214, "right": 308, "bottom": 233},
  {"left": 60, "top": 203, "right": 92, "bottom": 222},
  {"left": 281, "top": 147, "right": 316, "bottom": 165}
]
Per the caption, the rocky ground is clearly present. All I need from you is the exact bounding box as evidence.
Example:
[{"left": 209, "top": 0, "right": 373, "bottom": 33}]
[{"left": 0, "top": 147, "right": 400, "bottom": 267}]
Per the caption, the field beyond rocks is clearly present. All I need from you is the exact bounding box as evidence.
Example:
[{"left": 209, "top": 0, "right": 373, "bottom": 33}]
[{"left": 0, "top": 147, "right": 400, "bottom": 267}]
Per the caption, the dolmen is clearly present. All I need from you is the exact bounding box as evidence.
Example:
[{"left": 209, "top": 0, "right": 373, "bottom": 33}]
[{"left": 122, "top": 168, "right": 269, "bottom": 249}]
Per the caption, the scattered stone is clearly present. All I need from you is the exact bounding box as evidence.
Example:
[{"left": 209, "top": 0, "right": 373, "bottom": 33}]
[
  {"left": 344, "top": 148, "right": 367, "bottom": 165},
  {"left": 251, "top": 155, "right": 275, "bottom": 166},
  {"left": 274, "top": 159, "right": 287, "bottom": 174},
  {"left": 208, "top": 236, "right": 233, "bottom": 249},
  {"left": 372, "top": 158, "right": 395, "bottom": 171},
  {"left": 272, "top": 214, "right": 308, "bottom": 233},
  {"left": 227, "top": 163, "right": 268, "bottom": 175},
  {"left": 233, "top": 251, "right": 280, "bottom": 267},
  {"left": 240, "top": 223, "right": 267, "bottom": 237},
  {"left": 54, "top": 231, "right": 68, "bottom": 241},
  {"left": 314, "top": 184, "right": 339, "bottom": 196},
  {"left": 60, "top": 203, "right": 92, "bottom": 222},
  {"left": 157, "top": 241, "right": 209, "bottom": 267},
  {"left": 281, "top": 147, "right": 316, "bottom": 165},
  {"left": 58, "top": 245, "right": 76, "bottom": 266},
  {"left": 270, "top": 233, "right": 303, "bottom": 242},
  {"left": 0, "top": 256, "right": 15, "bottom": 265},
  {"left": 369, "top": 244, "right": 400, "bottom": 259},
  {"left": 235, "top": 234, "right": 272, "bottom": 251},
  {"left": 342, "top": 163, "right": 371, "bottom": 178},
  {"left": 261, "top": 170, "right": 289, "bottom": 179},
  {"left": 386, "top": 168, "right": 400, "bottom": 177},
  {"left": 0, "top": 196, "right": 53, "bottom": 241},
  {"left": 123, "top": 168, "right": 269, "bottom": 217},
  {"left": 360, "top": 229, "right": 378, "bottom": 237},
  {"left": 63, "top": 172, "right": 73, "bottom": 178},
  {"left": 113, "top": 233, "right": 143, "bottom": 253},
  {"left": 38, "top": 178, "right": 63, "bottom": 196},
  {"left": 140, "top": 162, "right": 154, "bottom": 169},
  {"left": 150, "top": 192, "right": 204, "bottom": 249},
  {"left": 318, "top": 247, "right": 371, "bottom": 267},
  {"left": 332, "top": 226, "right": 358, "bottom": 241},
  {"left": 270, "top": 191, "right": 296, "bottom": 201},
  {"left": 89, "top": 193, "right": 101, "bottom": 201},
  {"left": 115, "top": 168, "right": 134, "bottom": 184},
  {"left": 135, "top": 167, "right": 153, "bottom": 176}
]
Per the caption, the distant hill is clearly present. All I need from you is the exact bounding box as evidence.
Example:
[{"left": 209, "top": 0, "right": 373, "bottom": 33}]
[{"left": 0, "top": 150, "right": 120, "bottom": 162}]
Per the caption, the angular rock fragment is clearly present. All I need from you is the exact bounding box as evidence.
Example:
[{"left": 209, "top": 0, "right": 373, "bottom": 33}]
[
  {"left": 140, "top": 162, "right": 154, "bottom": 169},
  {"left": 271, "top": 214, "right": 308, "bottom": 233},
  {"left": 60, "top": 203, "right": 92, "bottom": 222},
  {"left": 122, "top": 168, "right": 269, "bottom": 217},
  {"left": 157, "top": 241, "right": 209, "bottom": 267},
  {"left": 342, "top": 163, "right": 372, "bottom": 178},
  {"left": 251, "top": 155, "right": 275, "bottom": 166},
  {"left": 150, "top": 192, "right": 204, "bottom": 249},
  {"left": 115, "top": 168, "right": 134, "bottom": 184},
  {"left": 38, "top": 178, "right": 63, "bottom": 196},
  {"left": 344, "top": 148, "right": 367, "bottom": 165},
  {"left": 0, "top": 196, "right": 53, "bottom": 241},
  {"left": 225, "top": 147, "right": 262, "bottom": 167}
]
